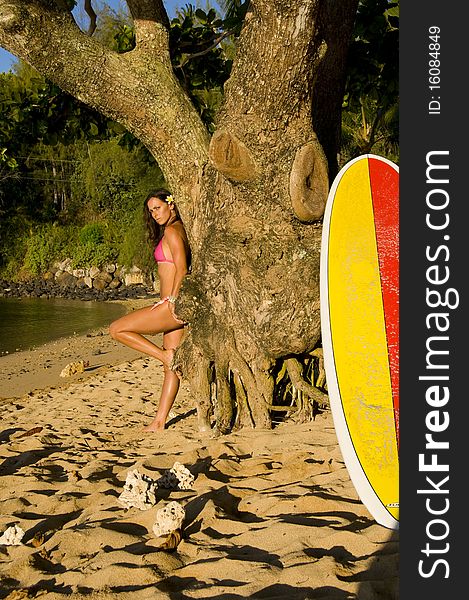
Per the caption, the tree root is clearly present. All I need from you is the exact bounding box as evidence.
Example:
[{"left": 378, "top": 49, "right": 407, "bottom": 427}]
[
  {"left": 214, "top": 355, "right": 233, "bottom": 434},
  {"left": 285, "top": 357, "right": 329, "bottom": 408},
  {"left": 227, "top": 342, "right": 271, "bottom": 429},
  {"left": 175, "top": 336, "right": 213, "bottom": 433},
  {"left": 191, "top": 355, "right": 213, "bottom": 433},
  {"left": 178, "top": 329, "right": 327, "bottom": 432},
  {"left": 309, "top": 347, "right": 326, "bottom": 389},
  {"left": 232, "top": 370, "right": 255, "bottom": 429}
]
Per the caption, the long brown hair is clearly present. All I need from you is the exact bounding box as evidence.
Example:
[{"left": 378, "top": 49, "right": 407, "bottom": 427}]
[{"left": 143, "top": 188, "right": 181, "bottom": 245}]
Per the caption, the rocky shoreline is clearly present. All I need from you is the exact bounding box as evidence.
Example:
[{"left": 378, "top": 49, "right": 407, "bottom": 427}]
[{"left": 0, "top": 259, "right": 158, "bottom": 302}]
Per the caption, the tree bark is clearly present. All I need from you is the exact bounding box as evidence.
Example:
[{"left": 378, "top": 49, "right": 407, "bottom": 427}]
[
  {"left": 311, "top": 0, "right": 359, "bottom": 179},
  {"left": 0, "top": 0, "right": 359, "bottom": 432}
]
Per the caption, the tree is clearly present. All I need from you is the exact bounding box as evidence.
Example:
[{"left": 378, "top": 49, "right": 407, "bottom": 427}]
[{"left": 0, "top": 0, "right": 359, "bottom": 432}]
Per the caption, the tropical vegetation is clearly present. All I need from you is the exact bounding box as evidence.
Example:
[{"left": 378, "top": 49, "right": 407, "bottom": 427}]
[{"left": 0, "top": 1, "right": 398, "bottom": 282}]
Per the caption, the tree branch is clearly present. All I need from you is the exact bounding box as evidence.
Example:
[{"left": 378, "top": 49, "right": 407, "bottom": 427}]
[
  {"left": 175, "top": 28, "right": 236, "bottom": 68},
  {"left": 209, "top": 0, "right": 328, "bottom": 192},
  {"left": 0, "top": 0, "right": 210, "bottom": 197},
  {"left": 84, "top": 0, "right": 97, "bottom": 36},
  {"left": 126, "top": 0, "right": 170, "bottom": 57},
  {"left": 126, "top": 0, "right": 169, "bottom": 27},
  {"left": 220, "top": 0, "right": 323, "bottom": 131}
]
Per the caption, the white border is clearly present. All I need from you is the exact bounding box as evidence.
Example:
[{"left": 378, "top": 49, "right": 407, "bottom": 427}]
[{"left": 320, "top": 154, "right": 399, "bottom": 530}]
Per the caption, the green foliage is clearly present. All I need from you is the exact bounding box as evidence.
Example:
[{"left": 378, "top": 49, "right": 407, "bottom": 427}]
[
  {"left": 1, "top": 139, "right": 82, "bottom": 223},
  {"left": 342, "top": 0, "right": 399, "bottom": 161},
  {"left": 69, "top": 138, "right": 164, "bottom": 223},
  {"left": 346, "top": 0, "right": 398, "bottom": 109},
  {"left": 0, "top": 0, "right": 399, "bottom": 281},
  {"left": 72, "top": 221, "right": 116, "bottom": 269},
  {"left": 78, "top": 222, "right": 105, "bottom": 246},
  {"left": 0, "top": 63, "right": 110, "bottom": 150},
  {"left": 117, "top": 205, "right": 154, "bottom": 271},
  {"left": 72, "top": 238, "right": 117, "bottom": 269},
  {"left": 16, "top": 220, "right": 118, "bottom": 277},
  {"left": 92, "top": 3, "right": 134, "bottom": 52},
  {"left": 63, "top": 138, "right": 164, "bottom": 270},
  {"left": 0, "top": 146, "right": 18, "bottom": 185},
  {"left": 341, "top": 101, "right": 398, "bottom": 165},
  {"left": 113, "top": 24, "right": 135, "bottom": 53},
  {"left": 217, "top": 0, "right": 250, "bottom": 23},
  {"left": 0, "top": 213, "right": 30, "bottom": 277},
  {"left": 0, "top": 135, "right": 164, "bottom": 279},
  {"left": 22, "top": 223, "right": 75, "bottom": 276},
  {"left": 170, "top": 6, "right": 234, "bottom": 131},
  {"left": 0, "top": 147, "right": 18, "bottom": 170}
]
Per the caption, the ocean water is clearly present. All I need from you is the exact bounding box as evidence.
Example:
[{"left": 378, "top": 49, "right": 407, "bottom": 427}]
[{"left": 0, "top": 297, "right": 127, "bottom": 355}]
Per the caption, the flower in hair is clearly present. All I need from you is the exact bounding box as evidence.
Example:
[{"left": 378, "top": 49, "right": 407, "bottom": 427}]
[{"left": 165, "top": 194, "right": 174, "bottom": 205}]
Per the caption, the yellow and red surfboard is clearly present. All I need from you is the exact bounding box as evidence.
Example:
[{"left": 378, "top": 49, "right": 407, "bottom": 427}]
[{"left": 320, "top": 154, "right": 399, "bottom": 530}]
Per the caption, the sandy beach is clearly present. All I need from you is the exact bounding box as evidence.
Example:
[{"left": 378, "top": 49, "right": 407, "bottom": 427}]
[{"left": 0, "top": 299, "right": 398, "bottom": 599}]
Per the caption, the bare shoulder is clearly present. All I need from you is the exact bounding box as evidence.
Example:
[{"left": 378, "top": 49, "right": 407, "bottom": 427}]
[{"left": 165, "top": 222, "right": 188, "bottom": 245}]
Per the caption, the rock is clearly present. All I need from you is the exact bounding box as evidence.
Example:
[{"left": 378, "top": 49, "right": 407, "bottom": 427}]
[
  {"left": 56, "top": 271, "right": 77, "bottom": 288},
  {"left": 72, "top": 268, "right": 87, "bottom": 278},
  {"left": 1, "top": 259, "right": 156, "bottom": 303},
  {"left": 157, "top": 462, "right": 195, "bottom": 491},
  {"left": 56, "top": 258, "right": 72, "bottom": 272},
  {"left": 104, "top": 263, "right": 117, "bottom": 274},
  {"left": 153, "top": 501, "right": 185, "bottom": 538},
  {"left": 59, "top": 360, "right": 89, "bottom": 378},
  {"left": 0, "top": 524, "right": 25, "bottom": 546},
  {"left": 118, "top": 469, "right": 159, "bottom": 510},
  {"left": 92, "top": 278, "right": 108, "bottom": 291},
  {"left": 89, "top": 266, "right": 100, "bottom": 279},
  {"left": 76, "top": 278, "right": 89, "bottom": 289},
  {"left": 123, "top": 266, "right": 146, "bottom": 287},
  {"left": 108, "top": 278, "right": 122, "bottom": 289}
]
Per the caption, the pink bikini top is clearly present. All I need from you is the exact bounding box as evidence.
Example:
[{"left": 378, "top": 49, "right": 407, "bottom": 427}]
[{"left": 154, "top": 239, "right": 174, "bottom": 264}]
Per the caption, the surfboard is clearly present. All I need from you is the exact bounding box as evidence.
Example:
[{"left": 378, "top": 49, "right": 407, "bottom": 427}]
[{"left": 320, "top": 154, "right": 399, "bottom": 530}]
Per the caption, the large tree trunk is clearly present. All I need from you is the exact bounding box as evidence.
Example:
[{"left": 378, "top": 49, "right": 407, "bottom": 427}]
[{"left": 0, "top": 0, "right": 358, "bottom": 432}]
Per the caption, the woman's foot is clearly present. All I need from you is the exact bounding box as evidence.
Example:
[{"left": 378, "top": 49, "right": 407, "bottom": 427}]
[{"left": 144, "top": 417, "right": 166, "bottom": 432}]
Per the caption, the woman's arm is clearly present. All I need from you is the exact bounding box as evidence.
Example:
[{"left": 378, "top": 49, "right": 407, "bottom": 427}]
[{"left": 164, "top": 226, "right": 189, "bottom": 300}]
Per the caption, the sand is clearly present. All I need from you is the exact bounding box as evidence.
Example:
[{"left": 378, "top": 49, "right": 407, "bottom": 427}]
[{"left": 0, "top": 300, "right": 398, "bottom": 599}]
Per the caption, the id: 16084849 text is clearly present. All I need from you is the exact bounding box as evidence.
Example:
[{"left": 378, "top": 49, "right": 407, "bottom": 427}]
[{"left": 428, "top": 25, "right": 441, "bottom": 115}]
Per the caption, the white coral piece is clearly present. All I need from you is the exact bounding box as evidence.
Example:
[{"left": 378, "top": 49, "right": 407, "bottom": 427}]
[
  {"left": 157, "top": 461, "right": 195, "bottom": 491},
  {"left": 118, "top": 469, "right": 159, "bottom": 510},
  {"left": 0, "top": 524, "right": 25, "bottom": 546},
  {"left": 59, "top": 360, "right": 88, "bottom": 377},
  {"left": 152, "top": 501, "right": 185, "bottom": 537}
]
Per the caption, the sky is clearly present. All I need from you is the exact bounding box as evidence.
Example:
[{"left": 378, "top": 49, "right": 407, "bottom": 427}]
[{"left": 0, "top": 0, "right": 222, "bottom": 73}]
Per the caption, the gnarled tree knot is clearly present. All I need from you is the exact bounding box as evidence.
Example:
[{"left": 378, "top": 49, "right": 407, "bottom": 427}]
[
  {"left": 289, "top": 139, "right": 329, "bottom": 222},
  {"left": 209, "top": 129, "right": 258, "bottom": 182}
]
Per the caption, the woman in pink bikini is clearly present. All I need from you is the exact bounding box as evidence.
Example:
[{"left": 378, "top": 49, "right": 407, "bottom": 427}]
[{"left": 109, "top": 189, "right": 191, "bottom": 431}]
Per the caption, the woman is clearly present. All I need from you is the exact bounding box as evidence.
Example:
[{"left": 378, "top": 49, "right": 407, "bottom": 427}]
[{"left": 109, "top": 189, "right": 190, "bottom": 431}]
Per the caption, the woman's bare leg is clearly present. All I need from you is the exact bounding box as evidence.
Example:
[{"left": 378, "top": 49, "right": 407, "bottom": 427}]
[
  {"left": 109, "top": 304, "right": 182, "bottom": 367},
  {"left": 110, "top": 304, "right": 185, "bottom": 431},
  {"left": 144, "top": 368, "right": 180, "bottom": 431},
  {"left": 144, "top": 328, "right": 185, "bottom": 431}
]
